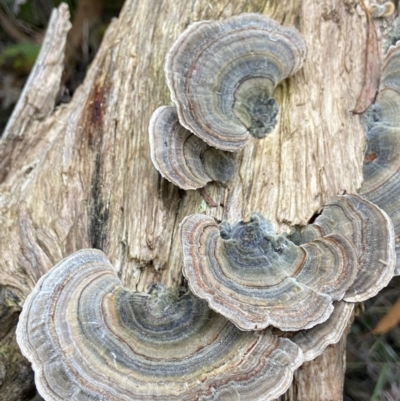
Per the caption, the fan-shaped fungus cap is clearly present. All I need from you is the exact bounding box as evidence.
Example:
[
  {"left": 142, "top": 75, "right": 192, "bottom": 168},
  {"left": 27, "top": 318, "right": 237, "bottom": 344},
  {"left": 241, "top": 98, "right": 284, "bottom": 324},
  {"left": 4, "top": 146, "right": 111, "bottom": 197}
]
[
  {"left": 16, "top": 249, "right": 304, "bottom": 401},
  {"left": 380, "top": 41, "right": 400, "bottom": 93},
  {"left": 360, "top": 42, "right": 400, "bottom": 275},
  {"left": 288, "top": 194, "right": 395, "bottom": 301},
  {"left": 288, "top": 301, "right": 354, "bottom": 362},
  {"left": 180, "top": 213, "right": 358, "bottom": 331},
  {"left": 165, "top": 14, "right": 306, "bottom": 151},
  {"left": 368, "top": 2, "right": 395, "bottom": 18},
  {"left": 149, "top": 106, "right": 234, "bottom": 189}
]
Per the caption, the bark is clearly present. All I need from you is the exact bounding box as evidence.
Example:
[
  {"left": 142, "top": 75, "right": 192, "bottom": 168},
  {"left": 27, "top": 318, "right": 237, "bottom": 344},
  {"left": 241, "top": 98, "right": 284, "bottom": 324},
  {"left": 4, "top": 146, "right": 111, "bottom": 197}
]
[{"left": 0, "top": 0, "right": 385, "bottom": 399}]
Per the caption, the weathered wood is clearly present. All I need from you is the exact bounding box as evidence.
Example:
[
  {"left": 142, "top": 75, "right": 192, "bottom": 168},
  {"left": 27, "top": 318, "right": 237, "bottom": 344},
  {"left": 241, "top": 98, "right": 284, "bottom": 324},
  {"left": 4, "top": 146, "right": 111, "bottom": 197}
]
[
  {"left": 2, "top": 6, "right": 71, "bottom": 141},
  {"left": 280, "top": 337, "right": 349, "bottom": 401},
  {"left": 0, "top": 7, "right": 71, "bottom": 400},
  {"left": 0, "top": 287, "right": 36, "bottom": 400},
  {"left": 0, "top": 0, "right": 383, "bottom": 399}
]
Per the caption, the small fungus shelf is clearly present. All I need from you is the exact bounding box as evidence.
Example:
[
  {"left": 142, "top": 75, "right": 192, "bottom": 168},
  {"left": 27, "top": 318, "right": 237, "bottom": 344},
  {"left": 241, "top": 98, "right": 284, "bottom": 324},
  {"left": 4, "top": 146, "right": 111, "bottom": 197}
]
[{"left": 149, "top": 106, "right": 234, "bottom": 190}]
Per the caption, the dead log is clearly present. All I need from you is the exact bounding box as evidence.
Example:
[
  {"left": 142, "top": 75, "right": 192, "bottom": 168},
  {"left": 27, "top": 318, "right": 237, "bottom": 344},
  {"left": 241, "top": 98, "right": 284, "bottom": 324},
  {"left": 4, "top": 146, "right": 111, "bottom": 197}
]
[{"left": 0, "top": 0, "right": 385, "bottom": 399}]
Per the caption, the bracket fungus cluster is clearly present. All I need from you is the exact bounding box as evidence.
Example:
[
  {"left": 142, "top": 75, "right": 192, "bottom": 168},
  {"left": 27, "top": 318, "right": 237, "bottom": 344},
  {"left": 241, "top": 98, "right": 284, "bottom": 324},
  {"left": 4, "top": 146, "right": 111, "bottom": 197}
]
[
  {"left": 180, "top": 194, "right": 395, "bottom": 332},
  {"left": 16, "top": 249, "right": 304, "bottom": 401},
  {"left": 360, "top": 42, "right": 400, "bottom": 275},
  {"left": 149, "top": 13, "right": 306, "bottom": 189},
  {"left": 15, "top": 13, "right": 400, "bottom": 401},
  {"left": 17, "top": 196, "right": 394, "bottom": 400}
]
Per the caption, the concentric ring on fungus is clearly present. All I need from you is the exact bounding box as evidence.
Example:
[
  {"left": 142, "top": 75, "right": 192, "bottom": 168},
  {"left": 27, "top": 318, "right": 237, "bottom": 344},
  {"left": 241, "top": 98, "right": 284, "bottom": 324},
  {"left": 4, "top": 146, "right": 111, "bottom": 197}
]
[
  {"left": 288, "top": 194, "right": 395, "bottom": 301},
  {"left": 149, "top": 106, "right": 235, "bottom": 189},
  {"left": 360, "top": 41, "right": 400, "bottom": 275},
  {"left": 180, "top": 212, "right": 359, "bottom": 331},
  {"left": 165, "top": 13, "right": 307, "bottom": 151},
  {"left": 287, "top": 301, "right": 355, "bottom": 362},
  {"left": 16, "top": 249, "right": 304, "bottom": 401}
]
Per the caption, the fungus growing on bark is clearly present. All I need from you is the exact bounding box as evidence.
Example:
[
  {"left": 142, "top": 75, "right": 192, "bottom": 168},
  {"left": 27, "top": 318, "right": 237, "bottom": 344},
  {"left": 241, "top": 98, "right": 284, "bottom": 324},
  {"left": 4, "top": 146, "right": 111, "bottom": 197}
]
[
  {"left": 288, "top": 301, "right": 354, "bottom": 362},
  {"left": 16, "top": 249, "right": 304, "bottom": 401},
  {"left": 288, "top": 194, "right": 395, "bottom": 301},
  {"left": 360, "top": 42, "right": 400, "bottom": 275},
  {"left": 368, "top": 2, "right": 395, "bottom": 18},
  {"left": 180, "top": 213, "right": 359, "bottom": 331},
  {"left": 165, "top": 13, "right": 306, "bottom": 151},
  {"left": 149, "top": 106, "right": 234, "bottom": 189}
]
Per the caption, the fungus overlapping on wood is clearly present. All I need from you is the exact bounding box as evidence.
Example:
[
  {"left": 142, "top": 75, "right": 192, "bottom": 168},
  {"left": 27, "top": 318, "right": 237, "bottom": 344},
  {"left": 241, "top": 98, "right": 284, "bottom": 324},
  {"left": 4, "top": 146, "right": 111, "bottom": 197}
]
[
  {"left": 360, "top": 42, "right": 400, "bottom": 275},
  {"left": 288, "top": 194, "right": 396, "bottom": 301},
  {"left": 180, "top": 212, "right": 359, "bottom": 331},
  {"left": 181, "top": 194, "right": 396, "bottom": 332},
  {"left": 149, "top": 106, "right": 234, "bottom": 189},
  {"left": 368, "top": 2, "right": 395, "bottom": 18},
  {"left": 288, "top": 301, "right": 354, "bottom": 362},
  {"left": 164, "top": 13, "right": 307, "bottom": 151},
  {"left": 16, "top": 10, "right": 400, "bottom": 401},
  {"left": 16, "top": 249, "right": 304, "bottom": 401}
]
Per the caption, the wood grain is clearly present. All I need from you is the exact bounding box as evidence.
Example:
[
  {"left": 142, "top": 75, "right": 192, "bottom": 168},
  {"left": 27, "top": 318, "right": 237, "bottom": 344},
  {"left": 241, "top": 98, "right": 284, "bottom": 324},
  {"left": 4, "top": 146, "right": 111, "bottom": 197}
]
[{"left": 0, "top": 0, "right": 379, "bottom": 399}]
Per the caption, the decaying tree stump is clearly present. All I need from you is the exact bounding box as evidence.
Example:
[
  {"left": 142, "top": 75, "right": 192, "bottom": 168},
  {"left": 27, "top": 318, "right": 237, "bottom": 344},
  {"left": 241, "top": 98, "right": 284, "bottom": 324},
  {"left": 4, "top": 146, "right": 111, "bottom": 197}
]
[{"left": 1, "top": 0, "right": 393, "bottom": 399}]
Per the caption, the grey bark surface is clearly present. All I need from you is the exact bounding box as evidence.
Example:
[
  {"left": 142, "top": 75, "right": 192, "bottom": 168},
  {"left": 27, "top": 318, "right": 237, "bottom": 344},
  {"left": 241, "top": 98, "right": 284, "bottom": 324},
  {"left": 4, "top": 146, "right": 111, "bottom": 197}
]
[{"left": 0, "top": 0, "right": 386, "bottom": 400}]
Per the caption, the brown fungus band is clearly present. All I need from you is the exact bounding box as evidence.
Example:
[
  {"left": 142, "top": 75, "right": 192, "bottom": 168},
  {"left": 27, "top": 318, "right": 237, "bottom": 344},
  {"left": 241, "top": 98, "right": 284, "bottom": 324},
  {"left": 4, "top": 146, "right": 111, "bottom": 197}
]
[
  {"left": 165, "top": 14, "right": 306, "bottom": 151},
  {"left": 16, "top": 249, "right": 304, "bottom": 401},
  {"left": 149, "top": 106, "right": 234, "bottom": 189},
  {"left": 360, "top": 42, "right": 400, "bottom": 275},
  {"left": 287, "top": 301, "right": 355, "bottom": 362},
  {"left": 288, "top": 194, "right": 395, "bottom": 302},
  {"left": 180, "top": 212, "right": 359, "bottom": 332}
]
